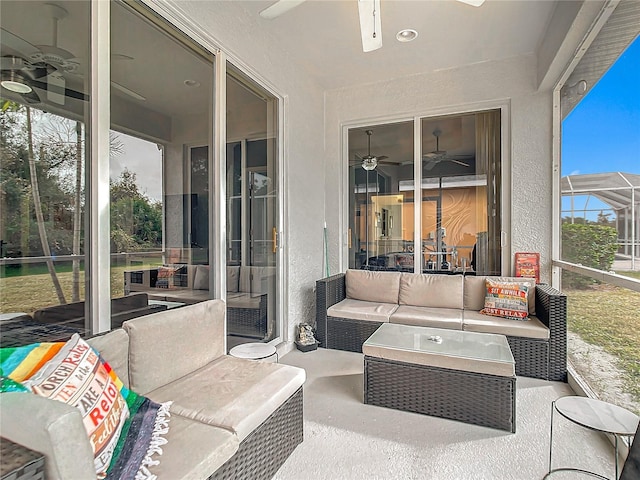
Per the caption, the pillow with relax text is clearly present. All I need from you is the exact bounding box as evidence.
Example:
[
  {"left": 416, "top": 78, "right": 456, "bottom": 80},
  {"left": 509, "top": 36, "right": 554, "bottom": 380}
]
[
  {"left": 480, "top": 279, "right": 529, "bottom": 320},
  {"left": 22, "top": 334, "right": 130, "bottom": 478}
]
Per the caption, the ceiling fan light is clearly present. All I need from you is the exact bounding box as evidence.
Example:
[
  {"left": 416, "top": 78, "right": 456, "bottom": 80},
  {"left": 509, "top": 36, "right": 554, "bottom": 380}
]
[
  {"left": 396, "top": 29, "right": 418, "bottom": 43},
  {"left": 1, "top": 71, "right": 32, "bottom": 93},
  {"left": 362, "top": 157, "right": 378, "bottom": 170}
]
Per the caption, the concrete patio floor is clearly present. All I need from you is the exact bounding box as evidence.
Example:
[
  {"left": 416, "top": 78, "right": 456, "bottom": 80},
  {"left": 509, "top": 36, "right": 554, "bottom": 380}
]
[{"left": 276, "top": 347, "right": 617, "bottom": 480}]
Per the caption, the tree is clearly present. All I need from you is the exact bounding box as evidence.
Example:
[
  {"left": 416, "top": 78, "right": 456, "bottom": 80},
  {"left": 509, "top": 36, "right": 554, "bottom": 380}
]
[{"left": 26, "top": 106, "right": 66, "bottom": 304}]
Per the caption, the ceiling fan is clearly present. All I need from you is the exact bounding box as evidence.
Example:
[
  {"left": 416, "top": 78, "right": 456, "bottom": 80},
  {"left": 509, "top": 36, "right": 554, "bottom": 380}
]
[
  {"left": 0, "top": 3, "right": 85, "bottom": 106},
  {"left": 423, "top": 129, "right": 472, "bottom": 171},
  {"left": 1, "top": 3, "right": 143, "bottom": 107},
  {"left": 259, "top": 0, "right": 485, "bottom": 53},
  {"left": 351, "top": 129, "right": 399, "bottom": 171}
]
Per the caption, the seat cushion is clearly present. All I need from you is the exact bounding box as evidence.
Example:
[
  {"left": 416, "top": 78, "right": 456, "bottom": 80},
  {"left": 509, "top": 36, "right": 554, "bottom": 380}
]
[
  {"left": 390, "top": 305, "right": 463, "bottom": 330},
  {"left": 463, "top": 311, "right": 550, "bottom": 339},
  {"left": 399, "top": 273, "right": 464, "bottom": 309},
  {"left": 227, "top": 292, "right": 263, "bottom": 310},
  {"left": 327, "top": 298, "right": 397, "bottom": 323},
  {"left": 147, "top": 415, "right": 238, "bottom": 480},
  {"left": 146, "top": 355, "right": 306, "bottom": 441},
  {"left": 345, "top": 269, "right": 402, "bottom": 304}
]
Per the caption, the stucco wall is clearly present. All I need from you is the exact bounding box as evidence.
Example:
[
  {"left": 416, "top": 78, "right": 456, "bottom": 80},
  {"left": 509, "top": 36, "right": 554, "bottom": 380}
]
[
  {"left": 154, "top": 1, "right": 327, "bottom": 339},
  {"left": 324, "top": 54, "right": 554, "bottom": 283}
]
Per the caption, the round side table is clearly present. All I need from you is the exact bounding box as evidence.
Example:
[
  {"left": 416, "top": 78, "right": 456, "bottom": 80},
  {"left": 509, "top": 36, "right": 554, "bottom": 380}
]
[
  {"left": 545, "top": 396, "right": 639, "bottom": 479},
  {"left": 229, "top": 342, "right": 278, "bottom": 363}
]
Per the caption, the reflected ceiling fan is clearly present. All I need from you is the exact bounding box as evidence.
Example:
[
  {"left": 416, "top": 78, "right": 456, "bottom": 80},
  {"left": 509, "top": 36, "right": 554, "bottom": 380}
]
[
  {"left": 423, "top": 129, "right": 472, "bottom": 171},
  {"left": 351, "top": 129, "right": 399, "bottom": 171},
  {"left": 0, "top": 3, "right": 84, "bottom": 105},
  {"left": 1, "top": 3, "right": 143, "bottom": 106},
  {"left": 259, "top": 0, "right": 485, "bottom": 53}
]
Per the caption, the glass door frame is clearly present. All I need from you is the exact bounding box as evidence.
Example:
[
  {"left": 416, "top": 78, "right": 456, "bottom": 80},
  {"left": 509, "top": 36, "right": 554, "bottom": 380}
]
[{"left": 341, "top": 102, "right": 511, "bottom": 275}]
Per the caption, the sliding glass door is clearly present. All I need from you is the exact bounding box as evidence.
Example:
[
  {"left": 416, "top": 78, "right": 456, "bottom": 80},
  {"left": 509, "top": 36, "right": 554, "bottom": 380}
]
[
  {"left": 226, "top": 64, "right": 279, "bottom": 344},
  {"left": 348, "top": 110, "right": 502, "bottom": 274}
]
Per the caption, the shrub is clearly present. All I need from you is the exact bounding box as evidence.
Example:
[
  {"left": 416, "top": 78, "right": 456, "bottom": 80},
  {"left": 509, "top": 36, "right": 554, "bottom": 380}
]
[{"left": 562, "top": 223, "right": 618, "bottom": 288}]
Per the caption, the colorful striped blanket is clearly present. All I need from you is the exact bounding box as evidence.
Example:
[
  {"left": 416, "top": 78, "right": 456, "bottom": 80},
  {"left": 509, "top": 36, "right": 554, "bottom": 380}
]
[{"left": 1, "top": 339, "right": 171, "bottom": 480}]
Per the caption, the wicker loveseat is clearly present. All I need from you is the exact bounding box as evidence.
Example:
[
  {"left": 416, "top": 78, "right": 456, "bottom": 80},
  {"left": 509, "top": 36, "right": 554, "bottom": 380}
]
[
  {"left": 0, "top": 300, "right": 305, "bottom": 479},
  {"left": 124, "top": 265, "right": 274, "bottom": 339},
  {"left": 316, "top": 269, "right": 567, "bottom": 382}
]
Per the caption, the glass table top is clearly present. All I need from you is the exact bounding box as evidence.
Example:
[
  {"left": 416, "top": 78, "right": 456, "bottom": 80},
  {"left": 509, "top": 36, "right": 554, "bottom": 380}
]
[
  {"left": 364, "top": 323, "right": 514, "bottom": 365},
  {"left": 555, "top": 396, "right": 639, "bottom": 435}
]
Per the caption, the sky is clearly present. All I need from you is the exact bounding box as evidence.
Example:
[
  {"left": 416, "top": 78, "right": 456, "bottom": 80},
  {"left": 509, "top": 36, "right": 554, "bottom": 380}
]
[
  {"left": 561, "top": 35, "right": 640, "bottom": 218},
  {"left": 110, "top": 132, "right": 163, "bottom": 202}
]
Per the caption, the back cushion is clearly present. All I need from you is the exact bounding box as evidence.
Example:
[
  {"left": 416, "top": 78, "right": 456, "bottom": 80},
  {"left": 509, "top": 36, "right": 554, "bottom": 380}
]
[
  {"left": 227, "top": 266, "right": 240, "bottom": 293},
  {"left": 399, "top": 273, "right": 464, "bottom": 309},
  {"left": 464, "top": 276, "right": 536, "bottom": 314},
  {"left": 345, "top": 269, "right": 401, "bottom": 304},
  {"left": 239, "top": 266, "right": 251, "bottom": 293},
  {"left": 193, "top": 265, "right": 210, "bottom": 290},
  {"left": 87, "top": 329, "right": 130, "bottom": 388},
  {"left": 124, "top": 299, "right": 226, "bottom": 394}
]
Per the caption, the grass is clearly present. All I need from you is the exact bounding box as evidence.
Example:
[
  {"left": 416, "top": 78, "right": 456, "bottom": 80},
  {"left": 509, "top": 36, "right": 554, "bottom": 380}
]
[
  {"left": 566, "top": 276, "right": 640, "bottom": 407},
  {"left": 0, "top": 266, "right": 129, "bottom": 314}
]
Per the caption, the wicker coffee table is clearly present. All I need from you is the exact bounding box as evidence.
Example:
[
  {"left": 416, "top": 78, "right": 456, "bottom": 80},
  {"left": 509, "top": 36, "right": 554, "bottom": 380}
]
[{"left": 363, "top": 323, "right": 516, "bottom": 432}]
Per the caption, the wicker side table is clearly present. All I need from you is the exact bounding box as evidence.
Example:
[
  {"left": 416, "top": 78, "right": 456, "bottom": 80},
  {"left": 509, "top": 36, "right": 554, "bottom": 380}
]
[{"left": 0, "top": 438, "right": 45, "bottom": 480}]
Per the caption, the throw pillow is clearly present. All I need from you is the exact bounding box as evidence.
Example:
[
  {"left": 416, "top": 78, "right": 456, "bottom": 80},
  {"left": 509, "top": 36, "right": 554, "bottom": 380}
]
[
  {"left": 193, "top": 265, "right": 210, "bottom": 290},
  {"left": 22, "top": 335, "right": 130, "bottom": 478},
  {"left": 480, "top": 279, "right": 530, "bottom": 320},
  {"left": 155, "top": 265, "right": 180, "bottom": 289}
]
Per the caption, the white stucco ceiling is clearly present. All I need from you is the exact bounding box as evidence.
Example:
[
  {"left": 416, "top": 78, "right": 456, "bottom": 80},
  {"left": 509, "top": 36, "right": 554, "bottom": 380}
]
[{"left": 234, "top": 0, "right": 557, "bottom": 90}]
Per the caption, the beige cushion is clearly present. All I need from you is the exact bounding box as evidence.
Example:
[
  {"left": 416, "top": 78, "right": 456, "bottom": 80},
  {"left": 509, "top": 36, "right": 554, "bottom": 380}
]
[
  {"left": 147, "top": 415, "right": 238, "bottom": 480},
  {"left": 464, "top": 276, "right": 536, "bottom": 314},
  {"left": 239, "top": 266, "right": 252, "bottom": 293},
  {"left": 227, "top": 292, "right": 263, "bottom": 310},
  {"left": 463, "top": 311, "right": 550, "bottom": 340},
  {"left": 327, "top": 298, "right": 397, "bottom": 323},
  {"left": 345, "top": 269, "right": 402, "bottom": 304},
  {"left": 227, "top": 266, "right": 240, "bottom": 293},
  {"left": 163, "top": 289, "right": 210, "bottom": 304},
  {"left": 193, "top": 265, "right": 210, "bottom": 290},
  {"left": 147, "top": 355, "right": 306, "bottom": 441},
  {"left": 399, "top": 273, "right": 464, "bottom": 309},
  {"left": 390, "top": 305, "right": 463, "bottom": 330},
  {"left": 87, "top": 329, "right": 130, "bottom": 387},
  {"left": 0, "top": 392, "right": 97, "bottom": 480},
  {"left": 124, "top": 299, "right": 226, "bottom": 394}
]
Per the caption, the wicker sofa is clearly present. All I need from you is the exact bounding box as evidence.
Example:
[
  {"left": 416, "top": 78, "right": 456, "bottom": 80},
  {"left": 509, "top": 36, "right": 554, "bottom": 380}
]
[
  {"left": 0, "top": 300, "right": 305, "bottom": 479},
  {"left": 316, "top": 269, "right": 567, "bottom": 382},
  {"left": 124, "top": 265, "right": 274, "bottom": 339}
]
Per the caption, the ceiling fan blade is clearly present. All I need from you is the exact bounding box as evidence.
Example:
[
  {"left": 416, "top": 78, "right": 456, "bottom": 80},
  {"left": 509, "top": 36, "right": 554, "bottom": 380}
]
[
  {"left": 358, "top": 0, "right": 382, "bottom": 52},
  {"left": 424, "top": 160, "right": 437, "bottom": 171},
  {"left": 376, "top": 155, "right": 388, "bottom": 161},
  {"left": 47, "top": 72, "right": 66, "bottom": 105},
  {"left": 112, "top": 81, "right": 146, "bottom": 101},
  {"left": 354, "top": 153, "right": 363, "bottom": 161},
  {"left": 450, "top": 159, "right": 470, "bottom": 167},
  {"left": 0, "top": 28, "right": 41, "bottom": 58},
  {"left": 30, "top": 78, "right": 88, "bottom": 102},
  {"left": 457, "top": 0, "right": 485, "bottom": 6},
  {"left": 259, "top": 0, "right": 306, "bottom": 19}
]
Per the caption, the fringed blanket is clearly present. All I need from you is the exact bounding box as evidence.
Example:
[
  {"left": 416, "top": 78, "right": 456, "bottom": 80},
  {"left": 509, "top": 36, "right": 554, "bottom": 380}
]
[
  {"left": 107, "top": 387, "right": 172, "bottom": 480},
  {"left": 1, "top": 340, "right": 172, "bottom": 480}
]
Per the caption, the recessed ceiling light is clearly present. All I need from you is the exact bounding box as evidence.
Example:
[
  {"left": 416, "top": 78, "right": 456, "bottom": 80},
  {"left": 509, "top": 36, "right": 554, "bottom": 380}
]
[
  {"left": 396, "top": 29, "right": 418, "bottom": 43},
  {"left": 184, "top": 79, "right": 200, "bottom": 88}
]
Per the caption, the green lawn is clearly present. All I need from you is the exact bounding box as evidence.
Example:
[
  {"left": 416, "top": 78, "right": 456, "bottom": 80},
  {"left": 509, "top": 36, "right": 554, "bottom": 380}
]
[{"left": 566, "top": 275, "right": 640, "bottom": 407}]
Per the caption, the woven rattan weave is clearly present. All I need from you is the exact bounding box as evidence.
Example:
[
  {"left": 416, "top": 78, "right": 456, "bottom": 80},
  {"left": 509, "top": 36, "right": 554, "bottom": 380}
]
[
  {"left": 316, "top": 273, "right": 567, "bottom": 382},
  {"left": 0, "top": 438, "right": 45, "bottom": 480},
  {"left": 209, "top": 387, "right": 303, "bottom": 480},
  {"left": 365, "top": 356, "right": 516, "bottom": 432}
]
